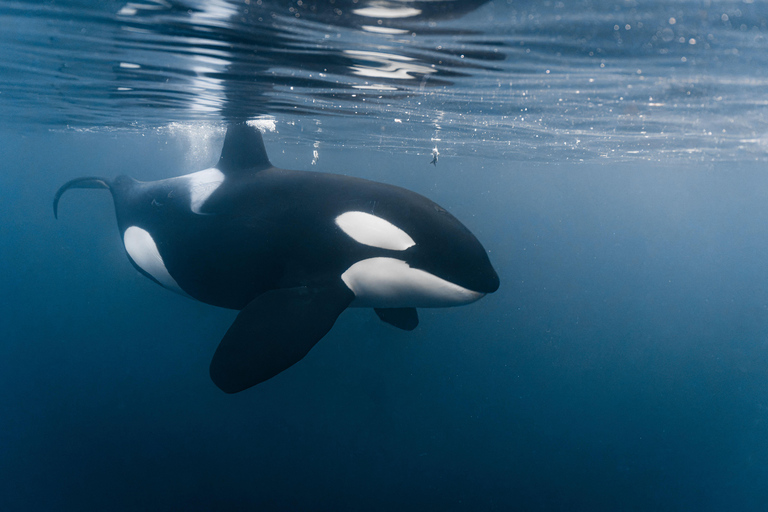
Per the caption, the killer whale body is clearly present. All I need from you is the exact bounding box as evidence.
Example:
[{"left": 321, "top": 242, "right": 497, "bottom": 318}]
[{"left": 55, "top": 124, "right": 499, "bottom": 393}]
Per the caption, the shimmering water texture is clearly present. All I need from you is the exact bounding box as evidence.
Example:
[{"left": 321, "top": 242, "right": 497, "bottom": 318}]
[{"left": 1, "top": 0, "right": 768, "bottom": 161}]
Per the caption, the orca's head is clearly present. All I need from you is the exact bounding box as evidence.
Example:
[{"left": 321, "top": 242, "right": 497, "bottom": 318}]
[
  {"left": 335, "top": 206, "right": 499, "bottom": 308},
  {"left": 403, "top": 203, "right": 500, "bottom": 296}
]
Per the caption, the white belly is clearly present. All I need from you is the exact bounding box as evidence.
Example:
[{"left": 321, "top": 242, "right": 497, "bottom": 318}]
[{"left": 341, "top": 257, "right": 484, "bottom": 308}]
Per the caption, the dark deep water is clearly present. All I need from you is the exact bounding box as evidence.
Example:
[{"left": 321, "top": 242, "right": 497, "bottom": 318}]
[
  {"left": 3, "top": 127, "right": 768, "bottom": 510},
  {"left": 2, "top": 0, "right": 768, "bottom": 510}
]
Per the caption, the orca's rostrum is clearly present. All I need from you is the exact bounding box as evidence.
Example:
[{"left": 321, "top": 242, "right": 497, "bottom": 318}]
[{"left": 54, "top": 124, "right": 499, "bottom": 393}]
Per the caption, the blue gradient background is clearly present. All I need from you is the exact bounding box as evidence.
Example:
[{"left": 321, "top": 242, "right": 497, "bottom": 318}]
[{"left": 2, "top": 126, "right": 767, "bottom": 510}]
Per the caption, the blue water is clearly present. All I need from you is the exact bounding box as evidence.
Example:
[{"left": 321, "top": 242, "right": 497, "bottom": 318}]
[{"left": 2, "top": 0, "right": 768, "bottom": 510}]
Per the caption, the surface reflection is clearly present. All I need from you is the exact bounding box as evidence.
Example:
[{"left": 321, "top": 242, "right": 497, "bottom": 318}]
[{"left": 114, "top": 0, "right": 497, "bottom": 120}]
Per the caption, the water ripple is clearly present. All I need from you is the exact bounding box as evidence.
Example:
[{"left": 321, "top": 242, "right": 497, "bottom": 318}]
[{"left": 1, "top": 0, "right": 768, "bottom": 161}]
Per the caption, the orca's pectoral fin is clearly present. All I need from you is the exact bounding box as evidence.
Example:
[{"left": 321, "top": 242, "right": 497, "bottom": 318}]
[
  {"left": 209, "top": 284, "right": 354, "bottom": 393},
  {"left": 374, "top": 307, "right": 419, "bottom": 331}
]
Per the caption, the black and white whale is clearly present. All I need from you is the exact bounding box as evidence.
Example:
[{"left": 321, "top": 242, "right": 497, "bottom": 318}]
[{"left": 54, "top": 124, "right": 499, "bottom": 393}]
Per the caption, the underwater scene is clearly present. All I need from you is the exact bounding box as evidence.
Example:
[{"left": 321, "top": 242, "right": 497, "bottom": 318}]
[{"left": 2, "top": 0, "right": 768, "bottom": 510}]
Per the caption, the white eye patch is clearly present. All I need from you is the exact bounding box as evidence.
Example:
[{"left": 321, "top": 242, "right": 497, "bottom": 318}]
[{"left": 335, "top": 211, "right": 415, "bottom": 251}]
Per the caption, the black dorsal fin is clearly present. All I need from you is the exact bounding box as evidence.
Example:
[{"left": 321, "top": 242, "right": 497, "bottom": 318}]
[{"left": 216, "top": 123, "right": 272, "bottom": 174}]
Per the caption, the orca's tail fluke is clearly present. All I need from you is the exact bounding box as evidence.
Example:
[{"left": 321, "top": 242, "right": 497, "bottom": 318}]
[{"left": 53, "top": 177, "right": 111, "bottom": 219}]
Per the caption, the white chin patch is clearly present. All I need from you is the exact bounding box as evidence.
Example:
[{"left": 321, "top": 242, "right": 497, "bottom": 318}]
[
  {"left": 341, "top": 257, "right": 484, "bottom": 308},
  {"left": 187, "top": 167, "right": 224, "bottom": 214},
  {"left": 335, "top": 211, "right": 415, "bottom": 251},
  {"left": 123, "top": 226, "right": 189, "bottom": 297}
]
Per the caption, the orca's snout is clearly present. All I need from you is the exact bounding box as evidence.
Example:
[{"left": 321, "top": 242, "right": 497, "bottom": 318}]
[
  {"left": 460, "top": 238, "right": 500, "bottom": 295},
  {"left": 468, "top": 262, "right": 499, "bottom": 295},
  {"left": 479, "top": 267, "right": 500, "bottom": 294}
]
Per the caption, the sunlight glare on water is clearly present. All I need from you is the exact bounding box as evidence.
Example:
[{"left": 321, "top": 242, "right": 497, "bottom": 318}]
[{"left": 1, "top": 0, "right": 767, "bottom": 162}]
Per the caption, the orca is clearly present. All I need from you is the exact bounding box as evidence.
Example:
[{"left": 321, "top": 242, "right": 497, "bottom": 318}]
[{"left": 54, "top": 124, "right": 499, "bottom": 393}]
